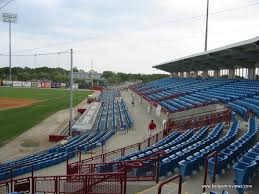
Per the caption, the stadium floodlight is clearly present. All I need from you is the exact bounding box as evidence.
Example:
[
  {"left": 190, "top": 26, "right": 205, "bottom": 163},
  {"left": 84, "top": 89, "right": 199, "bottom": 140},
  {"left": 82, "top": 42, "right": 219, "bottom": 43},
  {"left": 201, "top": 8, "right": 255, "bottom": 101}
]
[{"left": 2, "top": 12, "right": 18, "bottom": 81}]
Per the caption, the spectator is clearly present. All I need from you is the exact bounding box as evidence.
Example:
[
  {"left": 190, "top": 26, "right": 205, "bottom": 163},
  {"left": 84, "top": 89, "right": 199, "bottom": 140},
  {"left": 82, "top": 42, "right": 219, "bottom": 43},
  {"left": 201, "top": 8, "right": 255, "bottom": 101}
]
[{"left": 148, "top": 120, "right": 157, "bottom": 136}]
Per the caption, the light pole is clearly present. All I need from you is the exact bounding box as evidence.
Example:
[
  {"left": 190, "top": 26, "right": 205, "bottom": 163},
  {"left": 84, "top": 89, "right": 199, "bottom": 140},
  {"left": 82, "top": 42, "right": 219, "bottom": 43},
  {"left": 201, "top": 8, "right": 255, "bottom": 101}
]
[
  {"left": 69, "top": 49, "right": 73, "bottom": 135},
  {"left": 204, "top": 0, "right": 209, "bottom": 51},
  {"left": 2, "top": 12, "right": 18, "bottom": 81}
]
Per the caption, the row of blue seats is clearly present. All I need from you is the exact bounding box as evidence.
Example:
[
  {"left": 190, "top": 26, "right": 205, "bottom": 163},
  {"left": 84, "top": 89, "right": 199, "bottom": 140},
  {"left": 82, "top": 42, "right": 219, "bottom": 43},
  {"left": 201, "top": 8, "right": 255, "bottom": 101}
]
[
  {"left": 179, "top": 121, "right": 240, "bottom": 177},
  {"left": 160, "top": 124, "right": 223, "bottom": 177},
  {"left": 226, "top": 102, "right": 248, "bottom": 119},
  {"left": 0, "top": 131, "right": 108, "bottom": 179},
  {"left": 0, "top": 90, "right": 127, "bottom": 181},
  {"left": 131, "top": 127, "right": 209, "bottom": 177},
  {"left": 115, "top": 131, "right": 180, "bottom": 162},
  {"left": 121, "top": 99, "right": 133, "bottom": 129},
  {"left": 148, "top": 79, "right": 234, "bottom": 101},
  {"left": 227, "top": 96, "right": 259, "bottom": 119},
  {"left": 208, "top": 117, "right": 257, "bottom": 180},
  {"left": 235, "top": 100, "right": 259, "bottom": 116},
  {"left": 233, "top": 143, "right": 259, "bottom": 194},
  {"left": 152, "top": 79, "right": 259, "bottom": 112}
]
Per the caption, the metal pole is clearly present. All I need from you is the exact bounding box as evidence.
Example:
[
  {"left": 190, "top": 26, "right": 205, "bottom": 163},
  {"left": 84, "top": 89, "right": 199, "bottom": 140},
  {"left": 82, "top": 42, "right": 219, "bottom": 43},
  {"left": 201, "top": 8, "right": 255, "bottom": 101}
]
[
  {"left": 205, "top": 0, "right": 209, "bottom": 51},
  {"left": 69, "top": 49, "right": 73, "bottom": 135},
  {"left": 9, "top": 21, "right": 12, "bottom": 81}
]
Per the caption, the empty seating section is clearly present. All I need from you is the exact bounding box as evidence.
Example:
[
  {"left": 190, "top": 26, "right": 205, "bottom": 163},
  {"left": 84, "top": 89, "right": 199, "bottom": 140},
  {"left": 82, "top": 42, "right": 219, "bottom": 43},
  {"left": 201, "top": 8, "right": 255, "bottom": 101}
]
[
  {"left": 132, "top": 78, "right": 259, "bottom": 117},
  {"left": 113, "top": 131, "right": 181, "bottom": 162},
  {"left": 159, "top": 123, "right": 224, "bottom": 177},
  {"left": 227, "top": 95, "right": 259, "bottom": 119},
  {"left": 226, "top": 102, "right": 248, "bottom": 119},
  {"left": 233, "top": 143, "right": 259, "bottom": 194},
  {"left": 99, "top": 91, "right": 133, "bottom": 131},
  {"left": 208, "top": 117, "right": 257, "bottom": 181},
  {"left": 0, "top": 90, "right": 133, "bottom": 181},
  {"left": 179, "top": 121, "right": 240, "bottom": 177}
]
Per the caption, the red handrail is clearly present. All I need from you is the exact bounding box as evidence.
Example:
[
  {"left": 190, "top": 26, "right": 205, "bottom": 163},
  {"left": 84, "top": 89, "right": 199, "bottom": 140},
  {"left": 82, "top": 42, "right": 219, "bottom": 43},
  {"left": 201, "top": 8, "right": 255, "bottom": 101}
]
[
  {"left": 157, "top": 174, "right": 182, "bottom": 194},
  {"left": 202, "top": 151, "right": 218, "bottom": 193}
]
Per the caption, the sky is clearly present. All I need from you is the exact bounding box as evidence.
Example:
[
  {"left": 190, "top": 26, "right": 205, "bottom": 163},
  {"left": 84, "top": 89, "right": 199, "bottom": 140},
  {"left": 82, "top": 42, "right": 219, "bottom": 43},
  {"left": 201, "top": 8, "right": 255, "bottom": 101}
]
[{"left": 0, "top": 0, "right": 259, "bottom": 74}]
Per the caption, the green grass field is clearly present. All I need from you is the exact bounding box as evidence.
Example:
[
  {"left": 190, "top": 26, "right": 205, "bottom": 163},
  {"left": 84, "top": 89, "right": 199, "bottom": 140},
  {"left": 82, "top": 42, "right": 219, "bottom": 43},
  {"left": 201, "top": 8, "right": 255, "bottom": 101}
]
[{"left": 0, "top": 87, "right": 91, "bottom": 144}]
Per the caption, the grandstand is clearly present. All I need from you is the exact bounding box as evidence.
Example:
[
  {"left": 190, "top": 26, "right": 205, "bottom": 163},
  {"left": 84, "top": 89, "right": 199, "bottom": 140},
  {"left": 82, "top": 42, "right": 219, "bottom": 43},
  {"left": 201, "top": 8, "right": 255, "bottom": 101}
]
[{"left": 1, "top": 37, "right": 259, "bottom": 194}]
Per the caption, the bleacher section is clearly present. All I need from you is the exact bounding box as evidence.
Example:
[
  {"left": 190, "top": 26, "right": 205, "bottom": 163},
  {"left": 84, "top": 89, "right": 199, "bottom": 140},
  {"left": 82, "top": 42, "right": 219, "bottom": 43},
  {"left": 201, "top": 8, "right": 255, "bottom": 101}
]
[
  {"left": 0, "top": 90, "right": 133, "bottom": 181},
  {"left": 132, "top": 78, "right": 259, "bottom": 117},
  {"left": 208, "top": 118, "right": 257, "bottom": 179},
  {"left": 179, "top": 121, "right": 240, "bottom": 177},
  {"left": 227, "top": 96, "right": 259, "bottom": 119}
]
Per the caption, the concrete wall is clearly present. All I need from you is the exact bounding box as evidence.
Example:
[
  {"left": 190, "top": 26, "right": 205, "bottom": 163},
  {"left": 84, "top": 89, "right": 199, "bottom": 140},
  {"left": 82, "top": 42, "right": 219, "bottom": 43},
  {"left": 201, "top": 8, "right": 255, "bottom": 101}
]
[{"left": 168, "top": 103, "right": 225, "bottom": 120}]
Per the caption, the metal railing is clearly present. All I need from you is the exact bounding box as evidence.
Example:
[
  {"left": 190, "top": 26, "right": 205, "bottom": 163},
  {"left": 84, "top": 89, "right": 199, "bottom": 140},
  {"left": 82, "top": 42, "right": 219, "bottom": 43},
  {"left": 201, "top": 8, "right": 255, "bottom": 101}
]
[
  {"left": 67, "top": 130, "right": 166, "bottom": 172},
  {"left": 0, "top": 172, "right": 126, "bottom": 194},
  {"left": 202, "top": 151, "right": 218, "bottom": 193},
  {"left": 157, "top": 174, "right": 182, "bottom": 194}
]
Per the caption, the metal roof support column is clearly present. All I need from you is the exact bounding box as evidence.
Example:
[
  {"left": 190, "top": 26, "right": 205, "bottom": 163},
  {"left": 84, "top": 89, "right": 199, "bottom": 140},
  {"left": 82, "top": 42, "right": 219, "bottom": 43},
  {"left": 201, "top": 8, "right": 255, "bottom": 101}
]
[
  {"left": 248, "top": 66, "right": 256, "bottom": 80},
  {"left": 203, "top": 70, "right": 208, "bottom": 78},
  {"left": 229, "top": 68, "right": 235, "bottom": 79},
  {"left": 186, "top": 72, "right": 191, "bottom": 78},
  {"left": 214, "top": 69, "right": 220, "bottom": 79},
  {"left": 193, "top": 71, "right": 198, "bottom": 78},
  {"left": 180, "top": 72, "right": 184, "bottom": 78}
]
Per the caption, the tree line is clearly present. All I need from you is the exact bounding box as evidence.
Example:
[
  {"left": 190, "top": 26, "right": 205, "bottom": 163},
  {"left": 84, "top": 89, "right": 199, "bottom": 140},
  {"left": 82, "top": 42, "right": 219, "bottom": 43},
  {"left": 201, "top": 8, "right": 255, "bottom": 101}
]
[
  {"left": 102, "top": 71, "right": 169, "bottom": 83},
  {"left": 0, "top": 67, "right": 169, "bottom": 84}
]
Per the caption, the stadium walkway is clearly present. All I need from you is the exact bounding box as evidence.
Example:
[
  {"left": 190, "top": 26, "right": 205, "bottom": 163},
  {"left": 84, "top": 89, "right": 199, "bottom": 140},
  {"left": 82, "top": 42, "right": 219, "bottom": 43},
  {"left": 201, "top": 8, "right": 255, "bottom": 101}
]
[{"left": 17, "top": 89, "right": 164, "bottom": 177}]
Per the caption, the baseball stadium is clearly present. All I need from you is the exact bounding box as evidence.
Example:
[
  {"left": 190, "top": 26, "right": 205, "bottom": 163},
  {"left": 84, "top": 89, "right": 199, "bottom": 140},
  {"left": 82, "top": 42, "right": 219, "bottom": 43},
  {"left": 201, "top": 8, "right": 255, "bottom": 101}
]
[{"left": 0, "top": 1, "right": 259, "bottom": 194}]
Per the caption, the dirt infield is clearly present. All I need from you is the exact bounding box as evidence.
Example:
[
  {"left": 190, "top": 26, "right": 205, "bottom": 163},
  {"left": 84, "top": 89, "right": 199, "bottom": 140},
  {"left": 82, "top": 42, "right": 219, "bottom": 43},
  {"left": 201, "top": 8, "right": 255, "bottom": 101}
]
[{"left": 0, "top": 98, "right": 40, "bottom": 110}]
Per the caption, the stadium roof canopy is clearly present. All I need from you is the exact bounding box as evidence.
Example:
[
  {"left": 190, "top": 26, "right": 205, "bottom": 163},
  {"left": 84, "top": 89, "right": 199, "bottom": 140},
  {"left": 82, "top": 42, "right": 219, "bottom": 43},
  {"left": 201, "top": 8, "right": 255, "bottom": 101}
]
[{"left": 153, "top": 36, "right": 259, "bottom": 73}]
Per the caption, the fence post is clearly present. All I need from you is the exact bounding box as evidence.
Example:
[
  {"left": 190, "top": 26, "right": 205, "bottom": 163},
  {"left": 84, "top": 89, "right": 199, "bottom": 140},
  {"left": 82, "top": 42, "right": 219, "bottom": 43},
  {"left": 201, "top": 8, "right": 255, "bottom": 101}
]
[
  {"left": 102, "top": 154, "right": 105, "bottom": 163},
  {"left": 156, "top": 153, "right": 161, "bottom": 184},
  {"left": 123, "top": 166, "right": 127, "bottom": 194},
  {"left": 10, "top": 169, "right": 13, "bottom": 192},
  {"left": 148, "top": 138, "right": 150, "bottom": 147},
  {"left": 79, "top": 150, "right": 82, "bottom": 162},
  {"left": 66, "top": 154, "right": 69, "bottom": 175},
  {"left": 121, "top": 147, "right": 125, "bottom": 157},
  {"left": 138, "top": 142, "right": 141, "bottom": 150},
  {"left": 202, "top": 151, "right": 218, "bottom": 193},
  {"left": 31, "top": 176, "right": 35, "bottom": 194},
  {"left": 31, "top": 164, "right": 34, "bottom": 194}
]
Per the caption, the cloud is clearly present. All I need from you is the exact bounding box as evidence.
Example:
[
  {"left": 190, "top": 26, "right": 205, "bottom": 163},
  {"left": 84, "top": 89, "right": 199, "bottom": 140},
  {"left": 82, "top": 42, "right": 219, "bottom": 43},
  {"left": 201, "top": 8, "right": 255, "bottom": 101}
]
[{"left": 0, "top": 0, "right": 259, "bottom": 74}]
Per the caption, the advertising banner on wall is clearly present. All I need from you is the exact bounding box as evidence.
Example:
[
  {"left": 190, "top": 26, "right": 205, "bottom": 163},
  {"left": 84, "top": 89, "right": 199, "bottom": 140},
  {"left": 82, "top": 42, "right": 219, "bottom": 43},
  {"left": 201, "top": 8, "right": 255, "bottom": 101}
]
[
  {"left": 60, "top": 83, "right": 66, "bottom": 88},
  {"left": 44, "top": 82, "right": 51, "bottom": 88},
  {"left": 37, "top": 82, "right": 42, "bottom": 88},
  {"left": 51, "top": 82, "right": 61, "bottom": 88},
  {"left": 31, "top": 82, "right": 37, "bottom": 87},
  {"left": 22, "top": 82, "right": 32, "bottom": 87},
  {"left": 3, "top": 80, "right": 12, "bottom": 86},
  {"left": 12, "top": 81, "right": 22, "bottom": 87}
]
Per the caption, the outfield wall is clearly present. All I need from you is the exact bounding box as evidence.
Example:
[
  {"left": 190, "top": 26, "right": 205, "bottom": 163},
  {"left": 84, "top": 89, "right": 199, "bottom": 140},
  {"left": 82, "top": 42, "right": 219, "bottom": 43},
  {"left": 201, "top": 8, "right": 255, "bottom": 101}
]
[{"left": 0, "top": 80, "right": 69, "bottom": 89}]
